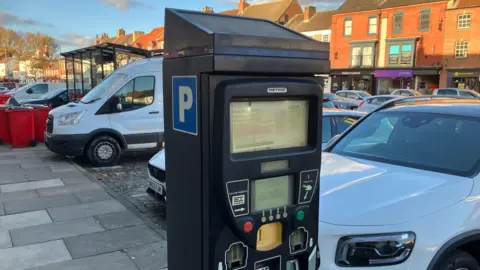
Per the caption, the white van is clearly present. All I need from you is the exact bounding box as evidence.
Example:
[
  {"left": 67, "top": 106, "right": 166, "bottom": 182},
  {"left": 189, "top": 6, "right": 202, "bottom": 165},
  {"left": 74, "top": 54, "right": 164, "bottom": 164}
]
[
  {"left": 44, "top": 57, "right": 164, "bottom": 167},
  {"left": 11, "top": 82, "right": 66, "bottom": 100}
]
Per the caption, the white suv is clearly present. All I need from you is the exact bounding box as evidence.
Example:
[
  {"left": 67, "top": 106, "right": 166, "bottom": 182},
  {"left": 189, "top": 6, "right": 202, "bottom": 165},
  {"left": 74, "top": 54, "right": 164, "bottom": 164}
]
[{"left": 320, "top": 97, "right": 480, "bottom": 269}]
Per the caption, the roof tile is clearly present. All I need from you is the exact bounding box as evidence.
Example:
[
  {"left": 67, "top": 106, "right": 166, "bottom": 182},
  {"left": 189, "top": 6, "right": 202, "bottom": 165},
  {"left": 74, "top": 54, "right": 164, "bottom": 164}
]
[
  {"left": 291, "top": 10, "right": 334, "bottom": 32},
  {"left": 336, "top": 0, "right": 448, "bottom": 14},
  {"left": 457, "top": 0, "right": 480, "bottom": 8},
  {"left": 131, "top": 27, "right": 164, "bottom": 49},
  {"left": 242, "top": 0, "right": 298, "bottom": 22}
]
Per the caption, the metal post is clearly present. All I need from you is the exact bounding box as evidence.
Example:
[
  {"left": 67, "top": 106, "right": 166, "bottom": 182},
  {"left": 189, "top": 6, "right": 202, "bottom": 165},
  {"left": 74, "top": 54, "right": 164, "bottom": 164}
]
[
  {"left": 64, "top": 57, "right": 69, "bottom": 101},
  {"left": 100, "top": 49, "right": 105, "bottom": 80},
  {"left": 71, "top": 55, "right": 76, "bottom": 101},
  {"left": 80, "top": 53, "right": 84, "bottom": 98},
  {"left": 113, "top": 47, "right": 117, "bottom": 69},
  {"left": 89, "top": 51, "right": 94, "bottom": 88}
]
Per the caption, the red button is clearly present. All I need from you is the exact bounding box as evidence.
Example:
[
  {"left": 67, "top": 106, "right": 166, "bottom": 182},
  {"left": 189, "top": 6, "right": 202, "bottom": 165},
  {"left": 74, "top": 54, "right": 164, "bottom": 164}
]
[{"left": 243, "top": 221, "right": 253, "bottom": 233}]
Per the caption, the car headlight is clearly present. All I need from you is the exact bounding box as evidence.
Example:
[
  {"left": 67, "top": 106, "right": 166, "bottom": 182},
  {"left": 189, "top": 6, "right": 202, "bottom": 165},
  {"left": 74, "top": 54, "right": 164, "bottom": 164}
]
[
  {"left": 57, "top": 111, "right": 86, "bottom": 126},
  {"left": 336, "top": 232, "right": 415, "bottom": 267}
]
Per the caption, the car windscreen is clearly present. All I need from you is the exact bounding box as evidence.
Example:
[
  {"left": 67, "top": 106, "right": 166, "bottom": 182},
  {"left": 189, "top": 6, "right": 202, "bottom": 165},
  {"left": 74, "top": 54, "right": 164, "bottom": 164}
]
[
  {"left": 40, "top": 89, "right": 65, "bottom": 99},
  {"left": 356, "top": 91, "right": 371, "bottom": 98},
  {"left": 331, "top": 111, "right": 480, "bottom": 177}
]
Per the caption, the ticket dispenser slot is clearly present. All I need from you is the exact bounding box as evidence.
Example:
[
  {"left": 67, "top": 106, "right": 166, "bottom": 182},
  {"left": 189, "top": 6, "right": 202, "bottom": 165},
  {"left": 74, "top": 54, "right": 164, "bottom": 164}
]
[{"left": 163, "top": 8, "right": 328, "bottom": 270}]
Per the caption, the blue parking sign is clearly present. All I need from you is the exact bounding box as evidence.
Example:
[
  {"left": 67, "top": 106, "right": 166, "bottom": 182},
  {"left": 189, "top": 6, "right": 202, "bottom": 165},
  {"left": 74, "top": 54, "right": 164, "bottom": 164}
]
[{"left": 172, "top": 76, "right": 197, "bottom": 135}]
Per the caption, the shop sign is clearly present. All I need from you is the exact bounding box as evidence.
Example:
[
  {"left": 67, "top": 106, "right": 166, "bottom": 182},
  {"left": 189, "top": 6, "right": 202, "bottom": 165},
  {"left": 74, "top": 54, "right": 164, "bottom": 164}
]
[
  {"left": 374, "top": 70, "right": 413, "bottom": 78},
  {"left": 449, "top": 71, "right": 480, "bottom": 77},
  {"left": 341, "top": 71, "right": 361, "bottom": 75}
]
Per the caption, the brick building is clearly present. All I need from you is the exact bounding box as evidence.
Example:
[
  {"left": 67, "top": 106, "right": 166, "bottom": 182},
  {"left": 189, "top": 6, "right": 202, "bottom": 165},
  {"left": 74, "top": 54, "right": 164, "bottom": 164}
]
[
  {"left": 441, "top": 0, "right": 480, "bottom": 91},
  {"left": 330, "top": 0, "right": 452, "bottom": 94}
]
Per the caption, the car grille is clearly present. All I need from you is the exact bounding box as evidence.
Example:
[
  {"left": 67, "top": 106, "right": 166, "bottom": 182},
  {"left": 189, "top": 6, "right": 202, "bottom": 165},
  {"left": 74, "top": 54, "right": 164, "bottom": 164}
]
[
  {"left": 46, "top": 115, "right": 54, "bottom": 134},
  {"left": 148, "top": 164, "right": 166, "bottom": 183}
]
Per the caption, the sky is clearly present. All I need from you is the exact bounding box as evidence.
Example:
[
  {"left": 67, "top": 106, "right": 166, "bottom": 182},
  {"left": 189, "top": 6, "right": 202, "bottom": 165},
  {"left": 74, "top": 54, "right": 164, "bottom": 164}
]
[{"left": 0, "top": 0, "right": 344, "bottom": 52}]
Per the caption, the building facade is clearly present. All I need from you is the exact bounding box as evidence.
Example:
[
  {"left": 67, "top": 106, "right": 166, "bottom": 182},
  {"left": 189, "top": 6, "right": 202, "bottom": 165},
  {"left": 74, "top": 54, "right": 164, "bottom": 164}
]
[
  {"left": 330, "top": 0, "right": 451, "bottom": 94},
  {"left": 441, "top": 0, "right": 480, "bottom": 91}
]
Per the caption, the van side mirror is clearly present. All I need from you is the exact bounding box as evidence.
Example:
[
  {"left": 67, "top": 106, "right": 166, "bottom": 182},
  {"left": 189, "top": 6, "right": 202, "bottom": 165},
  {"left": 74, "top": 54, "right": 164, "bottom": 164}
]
[
  {"left": 26, "top": 89, "right": 33, "bottom": 94},
  {"left": 116, "top": 103, "right": 123, "bottom": 111}
]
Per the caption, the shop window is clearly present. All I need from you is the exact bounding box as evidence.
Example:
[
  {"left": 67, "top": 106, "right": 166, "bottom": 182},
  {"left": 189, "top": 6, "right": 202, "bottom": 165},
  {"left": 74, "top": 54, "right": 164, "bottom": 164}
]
[
  {"left": 393, "top": 12, "right": 403, "bottom": 34},
  {"left": 368, "top": 16, "right": 378, "bottom": 35},
  {"left": 458, "top": 14, "right": 471, "bottom": 29},
  {"left": 419, "top": 9, "right": 431, "bottom": 32},
  {"left": 344, "top": 18, "right": 352, "bottom": 37},
  {"left": 455, "top": 41, "right": 468, "bottom": 58},
  {"left": 350, "top": 44, "right": 374, "bottom": 67}
]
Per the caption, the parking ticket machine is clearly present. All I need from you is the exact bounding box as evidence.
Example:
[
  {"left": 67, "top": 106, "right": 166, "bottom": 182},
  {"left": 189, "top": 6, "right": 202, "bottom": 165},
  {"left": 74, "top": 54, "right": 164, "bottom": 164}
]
[{"left": 163, "top": 9, "right": 330, "bottom": 270}]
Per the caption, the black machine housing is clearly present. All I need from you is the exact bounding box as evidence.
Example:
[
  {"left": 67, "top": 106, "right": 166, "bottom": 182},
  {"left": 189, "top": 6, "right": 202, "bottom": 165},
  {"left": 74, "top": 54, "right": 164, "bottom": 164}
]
[{"left": 163, "top": 8, "right": 330, "bottom": 270}]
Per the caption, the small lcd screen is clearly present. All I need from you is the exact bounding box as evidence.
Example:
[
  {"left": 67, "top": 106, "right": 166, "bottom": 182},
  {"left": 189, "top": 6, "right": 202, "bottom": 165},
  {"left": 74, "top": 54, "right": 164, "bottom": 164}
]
[
  {"left": 230, "top": 100, "right": 309, "bottom": 153},
  {"left": 251, "top": 175, "right": 293, "bottom": 212}
]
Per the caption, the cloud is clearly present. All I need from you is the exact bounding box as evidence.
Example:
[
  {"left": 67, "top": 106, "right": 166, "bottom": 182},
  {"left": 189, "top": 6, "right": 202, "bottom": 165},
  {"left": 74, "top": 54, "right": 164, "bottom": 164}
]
[
  {"left": 55, "top": 34, "right": 95, "bottom": 49},
  {"left": 98, "top": 0, "right": 151, "bottom": 10},
  {"left": 0, "top": 11, "right": 54, "bottom": 28}
]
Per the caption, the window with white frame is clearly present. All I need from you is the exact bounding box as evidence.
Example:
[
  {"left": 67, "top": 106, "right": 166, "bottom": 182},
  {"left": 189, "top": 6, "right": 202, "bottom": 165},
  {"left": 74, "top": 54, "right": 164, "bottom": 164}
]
[
  {"left": 458, "top": 14, "right": 471, "bottom": 29},
  {"left": 322, "top": 34, "right": 330, "bottom": 42},
  {"left": 455, "top": 41, "right": 468, "bottom": 58},
  {"left": 368, "top": 16, "right": 378, "bottom": 35},
  {"left": 344, "top": 18, "right": 352, "bottom": 36},
  {"left": 350, "top": 44, "right": 374, "bottom": 67}
]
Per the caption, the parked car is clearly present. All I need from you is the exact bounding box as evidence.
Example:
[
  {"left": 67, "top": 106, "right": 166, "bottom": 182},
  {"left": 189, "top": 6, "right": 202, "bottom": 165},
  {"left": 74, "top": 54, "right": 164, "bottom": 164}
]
[
  {"left": 335, "top": 90, "right": 372, "bottom": 105},
  {"left": 19, "top": 89, "right": 69, "bottom": 108},
  {"left": 323, "top": 97, "right": 336, "bottom": 109},
  {"left": 45, "top": 57, "right": 164, "bottom": 167},
  {"left": 391, "top": 89, "right": 423, "bottom": 96},
  {"left": 320, "top": 96, "right": 480, "bottom": 270},
  {"left": 11, "top": 82, "right": 66, "bottom": 101},
  {"left": 433, "top": 88, "right": 480, "bottom": 98},
  {"left": 357, "top": 95, "right": 403, "bottom": 113},
  {"left": 146, "top": 108, "right": 366, "bottom": 202},
  {"left": 324, "top": 93, "right": 358, "bottom": 110}
]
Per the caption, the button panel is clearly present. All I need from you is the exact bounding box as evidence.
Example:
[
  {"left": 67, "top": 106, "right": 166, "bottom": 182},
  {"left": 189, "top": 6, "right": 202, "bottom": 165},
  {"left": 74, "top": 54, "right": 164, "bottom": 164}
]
[{"left": 298, "top": 169, "right": 319, "bottom": 204}]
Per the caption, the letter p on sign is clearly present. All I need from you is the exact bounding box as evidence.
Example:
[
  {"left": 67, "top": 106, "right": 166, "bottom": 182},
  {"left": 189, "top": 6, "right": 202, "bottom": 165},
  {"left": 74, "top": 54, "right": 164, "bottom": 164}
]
[{"left": 173, "top": 76, "right": 197, "bottom": 135}]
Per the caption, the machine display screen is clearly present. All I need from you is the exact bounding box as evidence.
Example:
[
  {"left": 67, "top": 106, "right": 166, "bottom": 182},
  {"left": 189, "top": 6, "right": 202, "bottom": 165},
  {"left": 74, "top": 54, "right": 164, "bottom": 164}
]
[
  {"left": 230, "top": 100, "right": 309, "bottom": 153},
  {"left": 251, "top": 175, "right": 293, "bottom": 212}
]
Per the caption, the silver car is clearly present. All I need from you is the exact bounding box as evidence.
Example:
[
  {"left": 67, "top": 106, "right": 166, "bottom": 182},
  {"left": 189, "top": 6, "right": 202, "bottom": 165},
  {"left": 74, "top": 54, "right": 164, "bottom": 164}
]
[
  {"left": 335, "top": 90, "right": 372, "bottom": 105},
  {"left": 357, "top": 95, "right": 403, "bottom": 113}
]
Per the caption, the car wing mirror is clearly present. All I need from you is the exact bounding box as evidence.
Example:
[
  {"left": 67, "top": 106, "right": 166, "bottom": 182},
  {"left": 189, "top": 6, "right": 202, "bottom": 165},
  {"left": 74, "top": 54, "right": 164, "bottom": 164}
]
[
  {"left": 116, "top": 103, "right": 123, "bottom": 111},
  {"left": 26, "top": 89, "right": 33, "bottom": 94}
]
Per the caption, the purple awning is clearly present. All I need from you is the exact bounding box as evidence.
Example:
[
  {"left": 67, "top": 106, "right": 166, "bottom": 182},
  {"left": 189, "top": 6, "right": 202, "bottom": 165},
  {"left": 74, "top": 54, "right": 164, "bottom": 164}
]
[{"left": 374, "top": 70, "right": 413, "bottom": 78}]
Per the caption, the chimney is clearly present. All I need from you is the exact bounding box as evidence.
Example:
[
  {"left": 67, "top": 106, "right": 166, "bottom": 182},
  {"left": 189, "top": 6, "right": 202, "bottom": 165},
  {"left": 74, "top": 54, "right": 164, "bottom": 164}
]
[
  {"left": 117, "top": 28, "right": 126, "bottom": 37},
  {"left": 132, "top": 31, "right": 144, "bottom": 41},
  {"left": 304, "top": 6, "right": 316, "bottom": 21},
  {"left": 202, "top": 6, "right": 214, "bottom": 13},
  {"left": 238, "top": 0, "right": 249, "bottom": 13}
]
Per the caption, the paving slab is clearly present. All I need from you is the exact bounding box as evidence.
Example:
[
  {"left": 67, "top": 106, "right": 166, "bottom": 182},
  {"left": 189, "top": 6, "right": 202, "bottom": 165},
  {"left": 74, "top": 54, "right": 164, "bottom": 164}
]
[
  {"left": 0, "top": 159, "right": 21, "bottom": 165},
  {"left": 37, "top": 182, "right": 103, "bottom": 197},
  {"left": 0, "top": 210, "right": 52, "bottom": 232},
  {"left": 26, "top": 170, "right": 85, "bottom": 181},
  {"left": 0, "top": 231, "right": 12, "bottom": 249},
  {"left": 64, "top": 224, "right": 162, "bottom": 259},
  {"left": 10, "top": 217, "right": 104, "bottom": 246},
  {"left": 60, "top": 175, "right": 93, "bottom": 185},
  {"left": 0, "top": 239, "right": 71, "bottom": 270},
  {"left": 95, "top": 210, "right": 143, "bottom": 230},
  {"left": 126, "top": 241, "right": 168, "bottom": 270},
  {"left": 0, "top": 173, "right": 27, "bottom": 185},
  {"left": 0, "top": 190, "right": 39, "bottom": 203},
  {"left": 3, "top": 194, "right": 80, "bottom": 215},
  {"left": 0, "top": 203, "right": 3, "bottom": 216},
  {"left": 75, "top": 189, "right": 112, "bottom": 203},
  {"left": 0, "top": 179, "right": 64, "bottom": 193},
  {"left": 25, "top": 251, "right": 139, "bottom": 270},
  {"left": 48, "top": 199, "right": 127, "bottom": 221},
  {"left": 50, "top": 166, "right": 78, "bottom": 173}
]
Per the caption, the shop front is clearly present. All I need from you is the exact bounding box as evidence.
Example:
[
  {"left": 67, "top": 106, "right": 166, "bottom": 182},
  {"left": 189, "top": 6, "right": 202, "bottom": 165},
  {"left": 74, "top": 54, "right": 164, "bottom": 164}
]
[
  {"left": 374, "top": 69, "right": 414, "bottom": 94},
  {"left": 330, "top": 69, "right": 375, "bottom": 94},
  {"left": 447, "top": 69, "right": 480, "bottom": 92}
]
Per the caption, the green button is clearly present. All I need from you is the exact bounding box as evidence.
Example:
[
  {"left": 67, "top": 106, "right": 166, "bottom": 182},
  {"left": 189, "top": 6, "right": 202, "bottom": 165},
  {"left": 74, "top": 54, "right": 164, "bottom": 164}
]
[{"left": 296, "top": 210, "right": 305, "bottom": 221}]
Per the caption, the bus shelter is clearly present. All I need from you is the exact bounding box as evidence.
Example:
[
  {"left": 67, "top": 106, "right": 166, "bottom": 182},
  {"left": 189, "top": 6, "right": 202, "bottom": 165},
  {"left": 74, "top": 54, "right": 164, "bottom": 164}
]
[{"left": 61, "top": 43, "right": 162, "bottom": 101}]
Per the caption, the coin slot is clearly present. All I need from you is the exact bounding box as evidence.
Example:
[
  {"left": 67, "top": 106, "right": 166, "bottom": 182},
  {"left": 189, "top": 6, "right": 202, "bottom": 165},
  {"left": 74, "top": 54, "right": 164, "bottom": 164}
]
[
  {"left": 290, "top": 228, "right": 308, "bottom": 253},
  {"left": 256, "top": 222, "right": 282, "bottom": 251},
  {"left": 226, "top": 243, "right": 247, "bottom": 269}
]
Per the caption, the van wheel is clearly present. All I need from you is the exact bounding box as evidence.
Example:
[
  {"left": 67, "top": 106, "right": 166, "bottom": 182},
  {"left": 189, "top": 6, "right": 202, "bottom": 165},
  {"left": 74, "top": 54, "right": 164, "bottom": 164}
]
[
  {"left": 86, "top": 136, "right": 121, "bottom": 167},
  {"left": 436, "top": 250, "right": 480, "bottom": 270}
]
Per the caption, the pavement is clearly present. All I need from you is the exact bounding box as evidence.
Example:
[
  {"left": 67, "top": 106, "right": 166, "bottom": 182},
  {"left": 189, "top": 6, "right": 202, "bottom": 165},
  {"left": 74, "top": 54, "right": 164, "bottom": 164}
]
[{"left": 0, "top": 144, "right": 168, "bottom": 270}]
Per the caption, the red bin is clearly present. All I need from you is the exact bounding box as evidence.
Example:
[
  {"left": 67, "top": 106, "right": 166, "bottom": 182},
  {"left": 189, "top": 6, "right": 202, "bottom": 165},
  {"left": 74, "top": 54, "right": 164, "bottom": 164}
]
[
  {"left": 31, "top": 105, "right": 51, "bottom": 142},
  {"left": 0, "top": 94, "right": 10, "bottom": 105},
  {"left": 7, "top": 107, "right": 36, "bottom": 148},
  {"left": 0, "top": 105, "right": 11, "bottom": 145}
]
